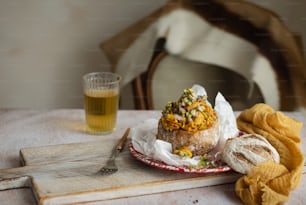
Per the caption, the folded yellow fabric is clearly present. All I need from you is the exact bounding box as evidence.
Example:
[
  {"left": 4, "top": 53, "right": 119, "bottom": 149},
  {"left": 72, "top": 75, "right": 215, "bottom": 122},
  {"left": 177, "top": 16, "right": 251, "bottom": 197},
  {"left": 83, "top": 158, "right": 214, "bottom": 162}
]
[{"left": 235, "top": 103, "right": 304, "bottom": 205}]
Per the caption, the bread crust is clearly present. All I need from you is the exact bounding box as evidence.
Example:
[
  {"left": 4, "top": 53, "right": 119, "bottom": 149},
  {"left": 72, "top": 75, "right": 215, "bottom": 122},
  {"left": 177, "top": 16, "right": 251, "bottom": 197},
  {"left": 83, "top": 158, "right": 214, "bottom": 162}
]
[
  {"left": 157, "top": 120, "right": 220, "bottom": 156},
  {"left": 222, "top": 133, "right": 280, "bottom": 174}
]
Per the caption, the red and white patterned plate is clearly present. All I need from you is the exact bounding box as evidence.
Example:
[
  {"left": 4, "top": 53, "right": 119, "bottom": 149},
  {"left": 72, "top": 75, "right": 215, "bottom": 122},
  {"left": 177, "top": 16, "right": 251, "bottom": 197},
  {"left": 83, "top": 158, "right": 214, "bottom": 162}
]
[{"left": 129, "top": 142, "right": 232, "bottom": 174}]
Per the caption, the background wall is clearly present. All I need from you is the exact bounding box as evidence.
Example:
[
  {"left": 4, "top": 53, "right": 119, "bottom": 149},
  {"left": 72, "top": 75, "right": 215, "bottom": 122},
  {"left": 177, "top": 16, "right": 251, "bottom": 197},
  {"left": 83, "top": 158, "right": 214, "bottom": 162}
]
[
  {"left": 0, "top": 0, "right": 165, "bottom": 109},
  {"left": 0, "top": 0, "right": 305, "bottom": 109}
]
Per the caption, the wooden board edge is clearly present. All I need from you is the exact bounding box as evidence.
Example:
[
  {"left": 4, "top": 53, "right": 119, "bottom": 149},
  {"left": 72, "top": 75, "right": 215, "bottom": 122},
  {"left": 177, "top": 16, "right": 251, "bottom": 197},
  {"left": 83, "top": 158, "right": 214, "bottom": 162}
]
[{"left": 39, "top": 172, "right": 241, "bottom": 205}]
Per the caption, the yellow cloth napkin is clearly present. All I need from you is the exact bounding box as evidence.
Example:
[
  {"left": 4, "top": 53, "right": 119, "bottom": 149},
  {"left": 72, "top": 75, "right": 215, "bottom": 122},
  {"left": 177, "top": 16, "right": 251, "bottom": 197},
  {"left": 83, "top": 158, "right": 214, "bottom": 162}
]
[{"left": 235, "top": 103, "right": 304, "bottom": 205}]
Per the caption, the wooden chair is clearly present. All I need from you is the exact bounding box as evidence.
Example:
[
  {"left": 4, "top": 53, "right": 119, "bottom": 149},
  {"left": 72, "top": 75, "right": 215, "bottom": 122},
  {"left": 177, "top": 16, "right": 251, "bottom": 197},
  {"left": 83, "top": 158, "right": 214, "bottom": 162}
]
[
  {"left": 130, "top": 0, "right": 306, "bottom": 111},
  {"left": 132, "top": 38, "right": 265, "bottom": 110}
]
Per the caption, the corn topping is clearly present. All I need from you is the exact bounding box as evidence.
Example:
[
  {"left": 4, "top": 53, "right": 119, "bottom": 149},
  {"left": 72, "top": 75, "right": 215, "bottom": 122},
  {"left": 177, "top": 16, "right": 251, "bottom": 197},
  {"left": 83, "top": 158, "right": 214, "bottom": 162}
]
[
  {"left": 173, "top": 147, "right": 193, "bottom": 158},
  {"left": 160, "top": 88, "right": 217, "bottom": 133}
]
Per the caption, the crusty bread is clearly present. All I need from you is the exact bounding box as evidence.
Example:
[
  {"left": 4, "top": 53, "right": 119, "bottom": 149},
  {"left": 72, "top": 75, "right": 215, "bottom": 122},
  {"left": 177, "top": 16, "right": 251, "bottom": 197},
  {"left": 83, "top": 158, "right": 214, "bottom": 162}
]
[
  {"left": 157, "top": 120, "right": 220, "bottom": 156},
  {"left": 222, "top": 133, "right": 280, "bottom": 174}
]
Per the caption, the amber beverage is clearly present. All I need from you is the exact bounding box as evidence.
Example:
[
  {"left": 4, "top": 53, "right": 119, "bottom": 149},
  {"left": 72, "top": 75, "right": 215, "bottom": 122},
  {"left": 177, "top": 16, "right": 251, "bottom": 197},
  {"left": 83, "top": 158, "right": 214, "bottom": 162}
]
[
  {"left": 84, "top": 90, "right": 119, "bottom": 133},
  {"left": 83, "top": 72, "right": 121, "bottom": 134}
]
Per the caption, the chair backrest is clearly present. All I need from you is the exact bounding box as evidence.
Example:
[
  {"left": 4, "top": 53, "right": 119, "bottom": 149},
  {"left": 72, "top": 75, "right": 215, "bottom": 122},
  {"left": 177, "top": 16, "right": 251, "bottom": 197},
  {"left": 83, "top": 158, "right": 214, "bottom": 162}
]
[
  {"left": 130, "top": 0, "right": 306, "bottom": 111},
  {"left": 132, "top": 40, "right": 265, "bottom": 110}
]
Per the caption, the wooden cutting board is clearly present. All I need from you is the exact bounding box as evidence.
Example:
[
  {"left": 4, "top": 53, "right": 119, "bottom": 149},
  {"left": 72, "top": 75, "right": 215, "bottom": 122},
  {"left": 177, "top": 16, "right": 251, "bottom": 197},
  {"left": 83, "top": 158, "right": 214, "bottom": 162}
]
[{"left": 0, "top": 136, "right": 241, "bottom": 205}]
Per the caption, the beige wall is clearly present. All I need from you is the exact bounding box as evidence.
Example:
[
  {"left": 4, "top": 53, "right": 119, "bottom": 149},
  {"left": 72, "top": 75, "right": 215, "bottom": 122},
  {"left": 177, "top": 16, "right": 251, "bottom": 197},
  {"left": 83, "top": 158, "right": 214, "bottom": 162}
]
[
  {"left": 0, "top": 0, "right": 166, "bottom": 109},
  {"left": 0, "top": 0, "right": 305, "bottom": 109}
]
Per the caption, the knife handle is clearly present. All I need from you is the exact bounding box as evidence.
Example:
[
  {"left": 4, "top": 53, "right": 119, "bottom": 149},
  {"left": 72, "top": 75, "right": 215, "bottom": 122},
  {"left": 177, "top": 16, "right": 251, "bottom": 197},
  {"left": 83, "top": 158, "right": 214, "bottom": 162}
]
[{"left": 116, "top": 128, "right": 130, "bottom": 151}]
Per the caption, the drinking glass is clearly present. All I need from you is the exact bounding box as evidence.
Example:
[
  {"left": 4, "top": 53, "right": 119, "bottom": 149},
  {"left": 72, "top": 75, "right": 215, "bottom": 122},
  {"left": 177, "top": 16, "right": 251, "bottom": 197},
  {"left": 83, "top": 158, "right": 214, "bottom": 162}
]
[{"left": 83, "top": 72, "right": 121, "bottom": 134}]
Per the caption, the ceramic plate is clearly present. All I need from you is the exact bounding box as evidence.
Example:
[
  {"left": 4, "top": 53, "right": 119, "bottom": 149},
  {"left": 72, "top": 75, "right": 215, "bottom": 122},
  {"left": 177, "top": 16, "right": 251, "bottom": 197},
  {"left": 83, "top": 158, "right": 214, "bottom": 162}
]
[{"left": 129, "top": 143, "right": 232, "bottom": 174}]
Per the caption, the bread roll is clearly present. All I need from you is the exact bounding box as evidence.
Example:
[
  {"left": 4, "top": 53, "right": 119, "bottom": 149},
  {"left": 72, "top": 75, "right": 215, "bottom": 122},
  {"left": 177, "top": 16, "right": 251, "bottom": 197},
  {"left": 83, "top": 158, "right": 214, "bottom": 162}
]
[
  {"left": 157, "top": 120, "right": 220, "bottom": 156},
  {"left": 222, "top": 133, "right": 280, "bottom": 174},
  {"left": 157, "top": 86, "right": 219, "bottom": 156}
]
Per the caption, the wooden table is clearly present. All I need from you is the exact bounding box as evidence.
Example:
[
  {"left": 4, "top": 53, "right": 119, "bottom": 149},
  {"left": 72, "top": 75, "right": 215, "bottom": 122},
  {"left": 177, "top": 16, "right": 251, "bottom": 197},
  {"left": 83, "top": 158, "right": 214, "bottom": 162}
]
[{"left": 0, "top": 109, "right": 305, "bottom": 205}]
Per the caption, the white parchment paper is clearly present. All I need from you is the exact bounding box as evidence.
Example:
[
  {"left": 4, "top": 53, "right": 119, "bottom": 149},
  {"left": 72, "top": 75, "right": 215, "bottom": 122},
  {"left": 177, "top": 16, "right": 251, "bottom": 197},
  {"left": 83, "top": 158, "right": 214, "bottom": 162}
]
[{"left": 131, "top": 85, "right": 239, "bottom": 166}]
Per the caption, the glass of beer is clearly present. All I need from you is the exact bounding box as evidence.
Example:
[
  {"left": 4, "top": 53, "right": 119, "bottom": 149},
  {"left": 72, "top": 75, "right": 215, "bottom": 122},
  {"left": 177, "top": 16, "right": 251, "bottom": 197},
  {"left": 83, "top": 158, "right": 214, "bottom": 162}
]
[{"left": 82, "top": 72, "right": 121, "bottom": 134}]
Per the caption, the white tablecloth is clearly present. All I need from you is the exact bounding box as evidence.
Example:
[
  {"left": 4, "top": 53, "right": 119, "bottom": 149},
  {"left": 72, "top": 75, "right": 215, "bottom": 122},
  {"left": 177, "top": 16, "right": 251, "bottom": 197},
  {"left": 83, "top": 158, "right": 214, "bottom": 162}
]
[{"left": 0, "top": 109, "right": 305, "bottom": 205}]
